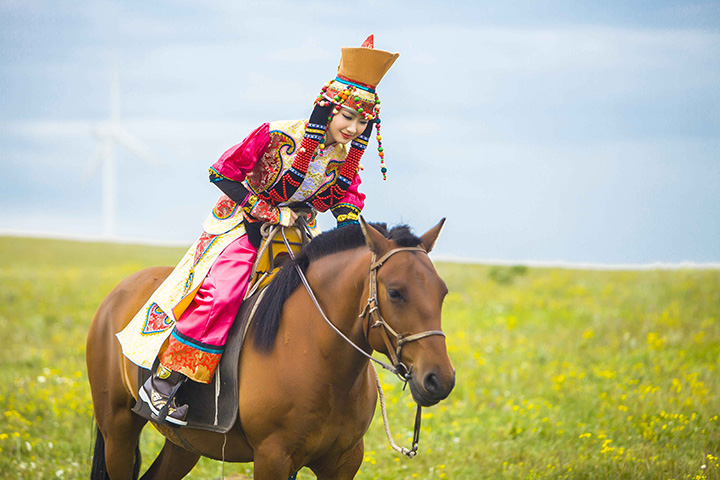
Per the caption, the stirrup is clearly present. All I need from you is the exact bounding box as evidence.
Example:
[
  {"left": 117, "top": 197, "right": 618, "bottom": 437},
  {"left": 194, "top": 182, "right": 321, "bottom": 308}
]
[
  {"left": 139, "top": 365, "right": 189, "bottom": 426},
  {"left": 138, "top": 387, "right": 188, "bottom": 426}
]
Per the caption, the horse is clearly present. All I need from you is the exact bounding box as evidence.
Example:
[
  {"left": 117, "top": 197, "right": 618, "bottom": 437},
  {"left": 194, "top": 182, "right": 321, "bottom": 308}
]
[{"left": 86, "top": 218, "right": 455, "bottom": 479}]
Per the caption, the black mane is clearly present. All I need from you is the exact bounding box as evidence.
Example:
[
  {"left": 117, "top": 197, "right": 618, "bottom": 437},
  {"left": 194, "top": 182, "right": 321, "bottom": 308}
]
[{"left": 249, "top": 222, "right": 423, "bottom": 352}]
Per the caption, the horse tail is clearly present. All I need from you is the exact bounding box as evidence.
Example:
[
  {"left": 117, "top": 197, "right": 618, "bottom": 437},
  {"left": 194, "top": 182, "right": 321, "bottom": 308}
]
[
  {"left": 251, "top": 255, "right": 310, "bottom": 352},
  {"left": 90, "top": 424, "right": 109, "bottom": 480},
  {"left": 133, "top": 444, "right": 142, "bottom": 480},
  {"left": 90, "top": 423, "right": 142, "bottom": 480}
]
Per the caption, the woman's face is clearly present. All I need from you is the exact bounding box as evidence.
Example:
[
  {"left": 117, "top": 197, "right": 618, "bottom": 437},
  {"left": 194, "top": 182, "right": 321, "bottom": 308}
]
[{"left": 325, "top": 107, "right": 369, "bottom": 146}]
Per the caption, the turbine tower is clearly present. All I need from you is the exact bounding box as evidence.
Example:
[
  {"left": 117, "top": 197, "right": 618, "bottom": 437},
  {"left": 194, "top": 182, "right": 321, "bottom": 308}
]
[{"left": 87, "top": 62, "right": 161, "bottom": 238}]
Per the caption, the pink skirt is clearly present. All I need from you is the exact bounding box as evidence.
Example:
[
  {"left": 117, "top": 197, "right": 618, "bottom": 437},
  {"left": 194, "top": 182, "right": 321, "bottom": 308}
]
[{"left": 159, "top": 235, "right": 257, "bottom": 383}]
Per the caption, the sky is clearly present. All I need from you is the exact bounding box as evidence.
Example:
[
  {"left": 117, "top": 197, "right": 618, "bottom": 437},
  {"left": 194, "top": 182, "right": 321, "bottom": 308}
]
[{"left": 1, "top": 0, "right": 719, "bottom": 265}]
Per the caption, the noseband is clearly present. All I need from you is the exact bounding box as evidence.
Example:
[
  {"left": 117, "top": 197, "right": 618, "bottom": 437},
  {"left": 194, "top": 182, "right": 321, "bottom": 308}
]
[{"left": 359, "top": 247, "right": 446, "bottom": 379}]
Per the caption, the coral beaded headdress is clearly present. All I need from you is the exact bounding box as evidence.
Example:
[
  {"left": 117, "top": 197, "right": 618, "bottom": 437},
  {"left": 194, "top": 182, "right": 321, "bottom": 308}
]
[{"left": 256, "top": 36, "right": 398, "bottom": 211}]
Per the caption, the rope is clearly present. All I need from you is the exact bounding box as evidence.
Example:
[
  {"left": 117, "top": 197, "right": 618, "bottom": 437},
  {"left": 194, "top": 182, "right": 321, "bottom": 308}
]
[
  {"left": 214, "top": 368, "right": 220, "bottom": 426},
  {"left": 373, "top": 365, "right": 417, "bottom": 458},
  {"left": 221, "top": 433, "right": 227, "bottom": 479}
]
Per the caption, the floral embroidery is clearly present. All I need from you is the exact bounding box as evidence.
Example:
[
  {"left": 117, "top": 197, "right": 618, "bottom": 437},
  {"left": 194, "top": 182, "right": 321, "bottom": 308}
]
[
  {"left": 212, "top": 195, "right": 238, "bottom": 220},
  {"left": 142, "top": 303, "right": 173, "bottom": 335},
  {"left": 246, "top": 195, "right": 280, "bottom": 224},
  {"left": 160, "top": 331, "right": 223, "bottom": 383},
  {"left": 193, "top": 232, "right": 218, "bottom": 267},
  {"left": 245, "top": 130, "right": 293, "bottom": 194}
]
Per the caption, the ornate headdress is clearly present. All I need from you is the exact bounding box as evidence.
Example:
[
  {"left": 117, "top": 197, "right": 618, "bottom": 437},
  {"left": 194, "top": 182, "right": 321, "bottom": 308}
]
[
  {"left": 256, "top": 36, "right": 398, "bottom": 211},
  {"left": 314, "top": 35, "right": 399, "bottom": 180}
]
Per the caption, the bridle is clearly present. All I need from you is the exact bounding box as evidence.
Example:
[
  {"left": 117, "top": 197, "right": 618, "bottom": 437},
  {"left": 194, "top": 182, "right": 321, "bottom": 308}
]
[
  {"left": 359, "top": 246, "right": 446, "bottom": 379},
  {"left": 280, "top": 229, "right": 447, "bottom": 458}
]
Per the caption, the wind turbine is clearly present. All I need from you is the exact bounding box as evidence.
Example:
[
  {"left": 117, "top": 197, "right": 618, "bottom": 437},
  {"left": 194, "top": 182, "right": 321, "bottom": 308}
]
[{"left": 87, "top": 62, "right": 162, "bottom": 238}]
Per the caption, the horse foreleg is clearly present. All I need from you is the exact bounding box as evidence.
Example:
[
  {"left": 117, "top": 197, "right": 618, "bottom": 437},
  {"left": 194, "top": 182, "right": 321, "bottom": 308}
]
[
  {"left": 310, "top": 441, "right": 364, "bottom": 480},
  {"left": 140, "top": 438, "right": 201, "bottom": 480},
  {"left": 252, "top": 441, "right": 296, "bottom": 480}
]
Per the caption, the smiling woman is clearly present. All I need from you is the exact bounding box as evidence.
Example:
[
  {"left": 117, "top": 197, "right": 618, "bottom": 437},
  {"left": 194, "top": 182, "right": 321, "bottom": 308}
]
[
  {"left": 326, "top": 108, "right": 370, "bottom": 145},
  {"left": 113, "top": 34, "right": 400, "bottom": 428}
]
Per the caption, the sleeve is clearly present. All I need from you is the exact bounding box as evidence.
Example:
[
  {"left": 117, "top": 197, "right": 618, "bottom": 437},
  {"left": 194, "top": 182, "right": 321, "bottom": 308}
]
[
  {"left": 211, "top": 178, "right": 251, "bottom": 207},
  {"left": 330, "top": 172, "right": 366, "bottom": 227},
  {"left": 208, "top": 123, "right": 270, "bottom": 183}
]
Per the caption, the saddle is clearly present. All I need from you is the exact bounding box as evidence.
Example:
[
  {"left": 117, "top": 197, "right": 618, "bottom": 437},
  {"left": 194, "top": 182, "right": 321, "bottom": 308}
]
[{"left": 133, "top": 221, "right": 313, "bottom": 432}]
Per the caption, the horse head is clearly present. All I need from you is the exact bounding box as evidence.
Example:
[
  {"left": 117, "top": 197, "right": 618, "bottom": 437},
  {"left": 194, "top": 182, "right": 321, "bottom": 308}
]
[{"left": 360, "top": 217, "right": 455, "bottom": 407}]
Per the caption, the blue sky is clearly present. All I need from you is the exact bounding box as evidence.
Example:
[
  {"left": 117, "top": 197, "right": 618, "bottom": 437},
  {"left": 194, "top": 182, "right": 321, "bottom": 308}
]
[{"left": 1, "top": 1, "right": 719, "bottom": 264}]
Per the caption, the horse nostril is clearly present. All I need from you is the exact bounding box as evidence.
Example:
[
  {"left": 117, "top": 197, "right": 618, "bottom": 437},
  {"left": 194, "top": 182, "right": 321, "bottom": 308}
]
[{"left": 424, "top": 372, "right": 440, "bottom": 394}]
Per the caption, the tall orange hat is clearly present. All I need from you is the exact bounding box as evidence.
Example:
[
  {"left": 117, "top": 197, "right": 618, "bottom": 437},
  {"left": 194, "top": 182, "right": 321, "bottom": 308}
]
[
  {"left": 337, "top": 35, "right": 399, "bottom": 92},
  {"left": 319, "top": 35, "right": 399, "bottom": 119}
]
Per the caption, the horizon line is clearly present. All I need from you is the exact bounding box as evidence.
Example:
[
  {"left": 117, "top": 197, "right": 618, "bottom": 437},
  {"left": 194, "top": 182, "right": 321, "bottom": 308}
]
[{"left": 1, "top": 228, "right": 719, "bottom": 271}]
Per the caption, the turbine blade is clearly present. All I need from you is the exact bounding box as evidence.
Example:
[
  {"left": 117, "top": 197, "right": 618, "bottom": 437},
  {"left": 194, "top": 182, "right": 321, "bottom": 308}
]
[{"left": 113, "top": 126, "right": 164, "bottom": 166}]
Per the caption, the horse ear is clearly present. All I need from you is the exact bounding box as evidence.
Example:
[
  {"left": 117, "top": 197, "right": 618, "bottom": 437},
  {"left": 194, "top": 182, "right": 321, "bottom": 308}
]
[
  {"left": 420, "top": 218, "right": 446, "bottom": 254},
  {"left": 359, "top": 216, "right": 391, "bottom": 254}
]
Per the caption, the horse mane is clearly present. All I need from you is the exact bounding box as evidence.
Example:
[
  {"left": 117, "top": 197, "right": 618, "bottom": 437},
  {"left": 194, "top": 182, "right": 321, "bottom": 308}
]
[{"left": 250, "top": 222, "right": 423, "bottom": 352}]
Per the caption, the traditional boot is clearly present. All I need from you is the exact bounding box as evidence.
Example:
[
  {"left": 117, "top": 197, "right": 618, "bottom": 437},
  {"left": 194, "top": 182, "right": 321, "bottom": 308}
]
[{"left": 138, "top": 364, "right": 189, "bottom": 426}]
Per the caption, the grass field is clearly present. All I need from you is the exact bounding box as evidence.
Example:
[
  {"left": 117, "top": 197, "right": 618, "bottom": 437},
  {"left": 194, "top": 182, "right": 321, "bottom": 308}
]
[{"left": 0, "top": 235, "right": 719, "bottom": 479}]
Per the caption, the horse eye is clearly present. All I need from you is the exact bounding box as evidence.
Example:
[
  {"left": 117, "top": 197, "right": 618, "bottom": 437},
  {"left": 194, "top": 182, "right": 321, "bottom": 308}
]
[{"left": 387, "top": 289, "right": 404, "bottom": 301}]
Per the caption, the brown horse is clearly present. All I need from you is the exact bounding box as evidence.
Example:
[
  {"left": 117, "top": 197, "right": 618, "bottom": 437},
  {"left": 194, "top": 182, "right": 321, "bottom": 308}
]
[{"left": 87, "top": 218, "right": 455, "bottom": 479}]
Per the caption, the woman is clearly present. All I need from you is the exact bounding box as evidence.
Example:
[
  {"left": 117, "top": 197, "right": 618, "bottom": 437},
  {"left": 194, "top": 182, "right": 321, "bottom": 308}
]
[{"left": 116, "top": 35, "right": 399, "bottom": 426}]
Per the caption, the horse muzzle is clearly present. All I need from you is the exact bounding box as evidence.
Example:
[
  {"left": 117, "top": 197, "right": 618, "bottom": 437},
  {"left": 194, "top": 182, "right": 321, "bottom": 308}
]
[{"left": 408, "top": 369, "right": 456, "bottom": 407}]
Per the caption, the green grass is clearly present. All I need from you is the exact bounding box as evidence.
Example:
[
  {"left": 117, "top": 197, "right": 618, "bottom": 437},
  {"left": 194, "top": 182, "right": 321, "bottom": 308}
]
[{"left": 0, "top": 236, "right": 719, "bottom": 479}]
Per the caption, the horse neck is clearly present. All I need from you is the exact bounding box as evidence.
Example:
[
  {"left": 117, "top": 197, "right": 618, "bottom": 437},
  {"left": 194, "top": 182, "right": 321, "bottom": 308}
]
[{"left": 305, "top": 247, "right": 375, "bottom": 382}]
